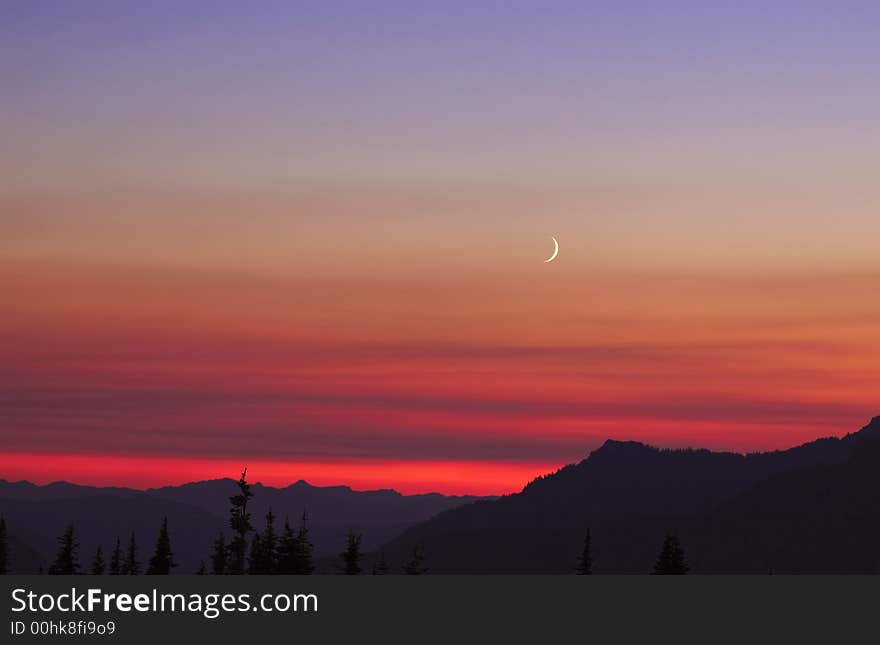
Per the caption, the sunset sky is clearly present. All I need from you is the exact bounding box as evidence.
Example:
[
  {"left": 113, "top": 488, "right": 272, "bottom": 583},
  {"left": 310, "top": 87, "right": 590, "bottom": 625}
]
[{"left": 2, "top": 2, "right": 879, "bottom": 494}]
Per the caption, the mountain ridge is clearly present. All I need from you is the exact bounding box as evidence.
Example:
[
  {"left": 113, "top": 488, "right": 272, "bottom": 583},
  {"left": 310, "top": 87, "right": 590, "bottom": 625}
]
[
  {"left": 371, "top": 415, "right": 880, "bottom": 573},
  {"left": 0, "top": 476, "right": 490, "bottom": 572},
  {"left": 3, "top": 416, "right": 879, "bottom": 573}
]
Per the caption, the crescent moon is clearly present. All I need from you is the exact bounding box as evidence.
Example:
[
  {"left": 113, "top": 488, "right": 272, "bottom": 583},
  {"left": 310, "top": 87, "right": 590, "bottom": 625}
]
[{"left": 544, "top": 236, "right": 559, "bottom": 263}]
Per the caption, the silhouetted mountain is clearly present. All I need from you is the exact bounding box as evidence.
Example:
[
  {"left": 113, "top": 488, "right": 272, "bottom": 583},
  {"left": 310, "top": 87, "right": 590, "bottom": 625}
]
[
  {"left": 4, "top": 418, "right": 879, "bottom": 573},
  {"left": 375, "top": 416, "right": 880, "bottom": 573},
  {"left": 692, "top": 436, "right": 880, "bottom": 572},
  {"left": 0, "top": 479, "right": 486, "bottom": 573},
  {"left": 147, "top": 479, "right": 485, "bottom": 560},
  {"left": 0, "top": 480, "right": 140, "bottom": 502}
]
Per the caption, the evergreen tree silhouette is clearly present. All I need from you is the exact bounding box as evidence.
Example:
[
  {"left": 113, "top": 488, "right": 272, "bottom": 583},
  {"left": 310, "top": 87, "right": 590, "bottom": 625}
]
[
  {"left": 403, "top": 545, "right": 428, "bottom": 575},
  {"left": 123, "top": 531, "right": 141, "bottom": 575},
  {"left": 48, "top": 524, "right": 79, "bottom": 575},
  {"left": 263, "top": 510, "right": 278, "bottom": 573},
  {"left": 249, "top": 509, "right": 278, "bottom": 574},
  {"left": 277, "top": 518, "right": 296, "bottom": 574},
  {"left": 372, "top": 552, "right": 390, "bottom": 575},
  {"left": 339, "top": 530, "right": 363, "bottom": 575},
  {"left": 247, "top": 533, "right": 263, "bottom": 575},
  {"left": 109, "top": 538, "right": 122, "bottom": 575},
  {"left": 575, "top": 529, "right": 593, "bottom": 575},
  {"left": 292, "top": 511, "right": 315, "bottom": 575},
  {"left": 652, "top": 533, "right": 689, "bottom": 575},
  {"left": 0, "top": 515, "right": 8, "bottom": 575},
  {"left": 146, "top": 517, "right": 177, "bottom": 574},
  {"left": 210, "top": 533, "right": 227, "bottom": 575},
  {"left": 226, "top": 468, "right": 253, "bottom": 575},
  {"left": 196, "top": 561, "right": 207, "bottom": 575},
  {"left": 277, "top": 511, "right": 315, "bottom": 575},
  {"left": 263, "top": 514, "right": 277, "bottom": 573},
  {"left": 91, "top": 546, "right": 105, "bottom": 575}
]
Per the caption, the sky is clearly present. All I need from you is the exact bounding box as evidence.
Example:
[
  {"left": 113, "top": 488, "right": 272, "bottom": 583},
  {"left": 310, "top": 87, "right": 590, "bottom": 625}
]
[{"left": 2, "top": 1, "right": 879, "bottom": 494}]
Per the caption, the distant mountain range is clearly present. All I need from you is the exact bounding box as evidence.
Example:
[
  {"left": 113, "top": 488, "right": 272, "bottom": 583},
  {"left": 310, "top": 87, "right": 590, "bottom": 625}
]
[
  {"left": 4, "top": 417, "right": 879, "bottom": 574},
  {"left": 374, "top": 416, "right": 880, "bottom": 573},
  {"left": 0, "top": 478, "right": 486, "bottom": 573}
]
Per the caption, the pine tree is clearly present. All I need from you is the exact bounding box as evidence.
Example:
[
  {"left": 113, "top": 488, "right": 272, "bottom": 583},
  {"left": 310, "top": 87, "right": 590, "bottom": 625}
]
[
  {"left": 123, "top": 531, "right": 141, "bottom": 575},
  {"left": 247, "top": 533, "right": 263, "bottom": 575},
  {"left": 146, "top": 517, "right": 177, "bottom": 575},
  {"left": 249, "top": 509, "right": 278, "bottom": 574},
  {"left": 575, "top": 529, "right": 593, "bottom": 575},
  {"left": 91, "top": 546, "right": 106, "bottom": 575},
  {"left": 339, "top": 530, "right": 363, "bottom": 575},
  {"left": 403, "top": 545, "right": 428, "bottom": 575},
  {"left": 109, "top": 538, "right": 122, "bottom": 575},
  {"left": 196, "top": 561, "right": 207, "bottom": 575},
  {"left": 0, "top": 515, "right": 8, "bottom": 575},
  {"left": 226, "top": 468, "right": 253, "bottom": 575},
  {"left": 210, "top": 533, "right": 227, "bottom": 575},
  {"left": 277, "top": 514, "right": 314, "bottom": 574},
  {"left": 247, "top": 510, "right": 278, "bottom": 574},
  {"left": 277, "top": 518, "right": 296, "bottom": 574},
  {"left": 372, "top": 552, "right": 390, "bottom": 575},
  {"left": 292, "top": 511, "right": 315, "bottom": 575},
  {"left": 653, "top": 533, "right": 689, "bottom": 575},
  {"left": 48, "top": 524, "right": 79, "bottom": 575}
]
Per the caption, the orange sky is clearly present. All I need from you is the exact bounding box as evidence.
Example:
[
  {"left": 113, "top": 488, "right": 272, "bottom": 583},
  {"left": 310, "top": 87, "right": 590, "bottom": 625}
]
[
  {"left": 2, "top": 241, "right": 878, "bottom": 493},
  {"left": 2, "top": 3, "right": 880, "bottom": 494}
]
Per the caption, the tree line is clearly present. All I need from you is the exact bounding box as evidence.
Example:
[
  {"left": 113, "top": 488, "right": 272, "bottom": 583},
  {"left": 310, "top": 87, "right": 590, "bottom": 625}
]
[
  {"left": 575, "top": 529, "right": 689, "bottom": 575},
  {"left": 0, "top": 470, "right": 689, "bottom": 575}
]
